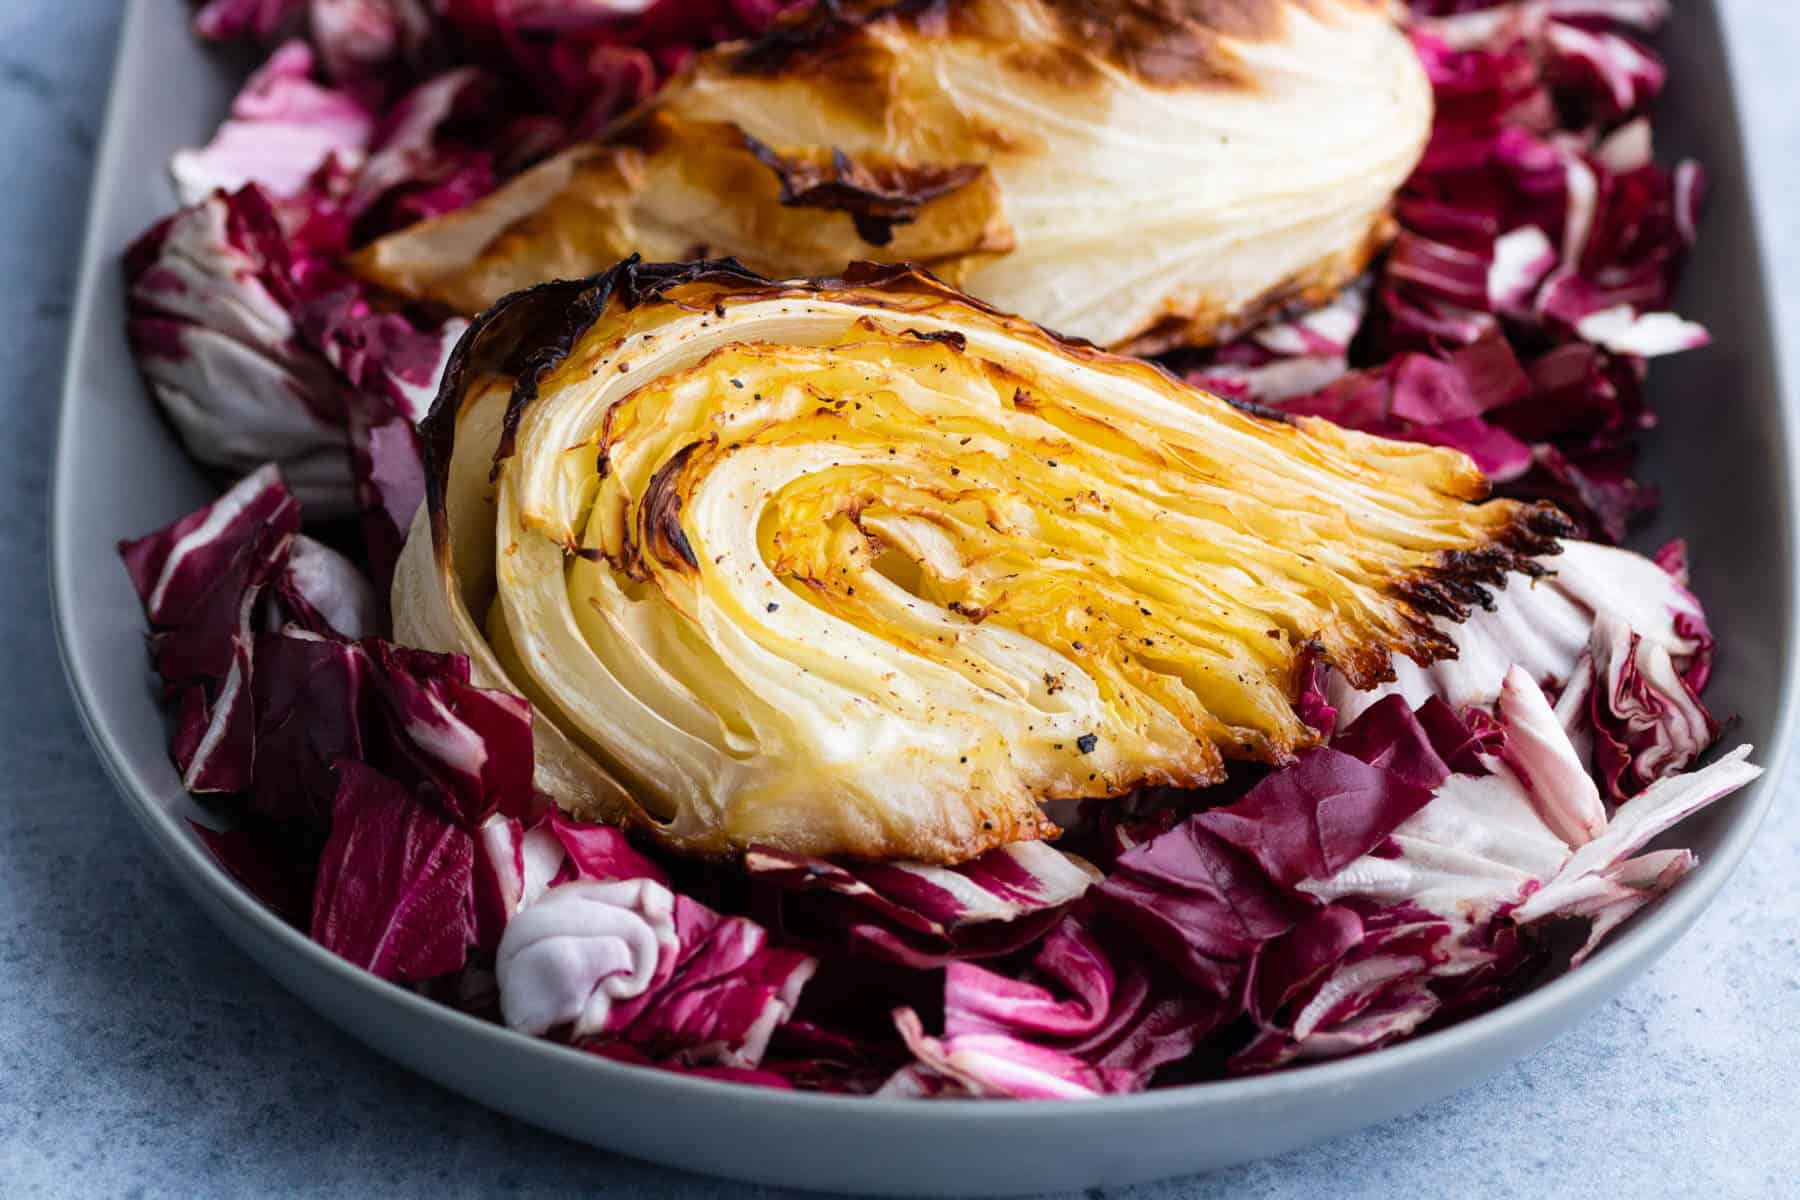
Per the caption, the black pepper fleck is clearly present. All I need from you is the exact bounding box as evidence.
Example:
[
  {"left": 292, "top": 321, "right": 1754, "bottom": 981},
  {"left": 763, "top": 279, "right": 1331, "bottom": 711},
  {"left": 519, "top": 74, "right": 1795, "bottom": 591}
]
[{"left": 1076, "top": 734, "right": 1098, "bottom": 754}]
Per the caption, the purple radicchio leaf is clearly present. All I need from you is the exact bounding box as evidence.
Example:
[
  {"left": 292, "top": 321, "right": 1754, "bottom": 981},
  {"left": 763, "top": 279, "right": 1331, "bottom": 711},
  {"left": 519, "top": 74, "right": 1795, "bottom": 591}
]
[
  {"left": 125, "top": 187, "right": 355, "bottom": 515},
  {"left": 274, "top": 534, "right": 381, "bottom": 639},
  {"left": 191, "top": 819, "right": 319, "bottom": 926},
  {"left": 310, "top": 756, "right": 476, "bottom": 982},
  {"left": 248, "top": 629, "right": 372, "bottom": 824},
  {"left": 238, "top": 627, "right": 534, "bottom": 828},
  {"left": 1354, "top": 6, "right": 1705, "bottom": 537},
  {"left": 127, "top": 181, "right": 464, "bottom": 562},
  {"left": 1229, "top": 904, "right": 1453, "bottom": 1072},
  {"left": 496, "top": 878, "right": 815, "bottom": 1069},
  {"left": 883, "top": 909, "right": 1218, "bottom": 1098},
  {"left": 193, "top": 0, "right": 306, "bottom": 44},
  {"left": 1273, "top": 334, "right": 1534, "bottom": 481},
  {"left": 358, "top": 638, "right": 535, "bottom": 828},
  {"left": 194, "top": 0, "right": 445, "bottom": 92},
  {"left": 1309, "top": 670, "right": 1760, "bottom": 981},
  {"left": 1091, "top": 738, "right": 1435, "bottom": 1007},
  {"left": 171, "top": 40, "right": 376, "bottom": 204},
  {"left": 119, "top": 465, "right": 300, "bottom": 792},
  {"left": 743, "top": 840, "right": 1098, "bottom": 968},
  {"left": 470, "top": 807, "right": 668, "bottom": 953}
]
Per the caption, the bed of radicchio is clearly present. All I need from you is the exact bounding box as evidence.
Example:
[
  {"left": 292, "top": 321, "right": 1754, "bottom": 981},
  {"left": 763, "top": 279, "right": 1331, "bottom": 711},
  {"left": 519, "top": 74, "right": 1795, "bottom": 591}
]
[{"left": 115, "top": 0, "right": 1761, "bottom": 1096}]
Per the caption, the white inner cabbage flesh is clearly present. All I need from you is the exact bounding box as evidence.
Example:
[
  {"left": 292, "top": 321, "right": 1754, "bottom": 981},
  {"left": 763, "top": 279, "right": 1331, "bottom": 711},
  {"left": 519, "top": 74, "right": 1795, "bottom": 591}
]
[{"left": 454, "top": 295, "right": 1529, "bottom": 861}]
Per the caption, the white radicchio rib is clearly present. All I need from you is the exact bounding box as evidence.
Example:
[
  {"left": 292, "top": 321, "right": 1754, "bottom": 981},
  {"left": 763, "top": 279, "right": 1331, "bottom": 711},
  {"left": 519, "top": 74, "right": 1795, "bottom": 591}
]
[
  {"left": 1259, "top": 668, "right": 1759, "bottom": 1066},
  {"left": 1309, "top": 668, "right": 1759, "bottom": 960}
]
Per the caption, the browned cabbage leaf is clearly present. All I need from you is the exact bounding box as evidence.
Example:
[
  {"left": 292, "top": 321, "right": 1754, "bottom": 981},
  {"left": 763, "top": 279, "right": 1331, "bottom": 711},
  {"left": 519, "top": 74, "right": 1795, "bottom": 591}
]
[
  {"left": 352, "top": 0, "right": 1430, "bottom": 352},
  {"left": 393, "top": 260, "right": 1568, "bottom": 864}
]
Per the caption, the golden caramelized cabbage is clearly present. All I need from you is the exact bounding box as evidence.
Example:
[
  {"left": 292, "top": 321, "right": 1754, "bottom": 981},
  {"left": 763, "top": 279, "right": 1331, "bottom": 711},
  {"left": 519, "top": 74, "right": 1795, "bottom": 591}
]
[
  {"left": 352, "top": 0, "right": 1430, "bottom": 352},
  {"left": 393, "top": 261, "right": 1568, "bottom": 863}
]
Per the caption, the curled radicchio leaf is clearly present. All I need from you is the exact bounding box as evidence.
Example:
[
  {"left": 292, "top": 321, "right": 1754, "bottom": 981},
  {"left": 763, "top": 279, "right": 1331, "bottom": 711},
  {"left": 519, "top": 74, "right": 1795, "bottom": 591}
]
[
  {"left": 496, "top": 878, "right": 816, "bottom": 1067},
  {"left": 1234, "top": 669, "right": 1756, "bottom": 1069},
  {"left": 884, "top": 1008, "right": 1134, "bottom": 1100},
  {"left": 1230, "top": 905, "right": 1452, "bottom": 1073},
  {"left": 1584, "top": 614, "right": 1719, "bottom": 800},
  {"left": 496, "top": 878, "right": 675, "bottom": 1037},
  {"left": 126, "top": 181, "right": 464, "bottom": 553},
  {"left": 1310, "top": 670, "right": 1759, "bottom": 971},
  {"left": 471, "top": 807, "right": 665, "bottom": 953},
  {"left": 126, "top": 181, "right": 465, "bottom": 576}
]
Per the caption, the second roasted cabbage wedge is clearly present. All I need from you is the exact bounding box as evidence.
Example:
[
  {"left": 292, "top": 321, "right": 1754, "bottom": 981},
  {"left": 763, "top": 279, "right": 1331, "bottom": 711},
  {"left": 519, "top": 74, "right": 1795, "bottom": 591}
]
[
  {"left": 352, "top": 0, "right": 1432, "bottom": 352},
  {"left": 394, "top": 259, "right": 1570, "bottom": 864}
]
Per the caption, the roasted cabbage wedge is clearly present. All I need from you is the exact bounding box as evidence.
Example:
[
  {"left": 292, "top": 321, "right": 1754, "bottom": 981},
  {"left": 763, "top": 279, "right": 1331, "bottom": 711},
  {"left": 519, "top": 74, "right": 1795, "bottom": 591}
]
[
  {"left": 394, "top": 259, "right": 1569, "bottom": 863},
  {"left": 352, "top": 0, "right": 1431, "bottom": 352}
]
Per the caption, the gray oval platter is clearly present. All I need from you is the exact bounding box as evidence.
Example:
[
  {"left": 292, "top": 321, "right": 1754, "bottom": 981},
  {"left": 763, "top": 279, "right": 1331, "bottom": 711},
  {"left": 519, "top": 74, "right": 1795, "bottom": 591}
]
[{"left": 51, "top": 0, "right": 1794, "bottom": 1194}]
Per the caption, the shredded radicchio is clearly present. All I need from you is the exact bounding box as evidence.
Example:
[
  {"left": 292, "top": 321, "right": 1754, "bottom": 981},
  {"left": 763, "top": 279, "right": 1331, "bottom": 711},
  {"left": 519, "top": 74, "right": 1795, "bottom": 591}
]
[{"left": 116, "top": 0, "right": 1762, "bottom": 1097}]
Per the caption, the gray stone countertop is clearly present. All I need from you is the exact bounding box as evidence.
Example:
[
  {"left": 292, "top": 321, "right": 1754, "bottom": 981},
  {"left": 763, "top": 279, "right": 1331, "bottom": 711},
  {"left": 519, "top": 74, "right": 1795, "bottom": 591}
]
[{"left": 3, "top": 2, "right": 1796, "bottom": 1196}]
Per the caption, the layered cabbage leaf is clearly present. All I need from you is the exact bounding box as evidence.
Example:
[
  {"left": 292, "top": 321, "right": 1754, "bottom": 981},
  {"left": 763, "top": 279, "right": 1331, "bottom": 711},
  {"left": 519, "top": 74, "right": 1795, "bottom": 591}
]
[
  {"left": 352, "top": 0, "right": 1430, "bottom": 351},
  {"left": 394, "top": 260, "right": 1568, "bottom": 863}
]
